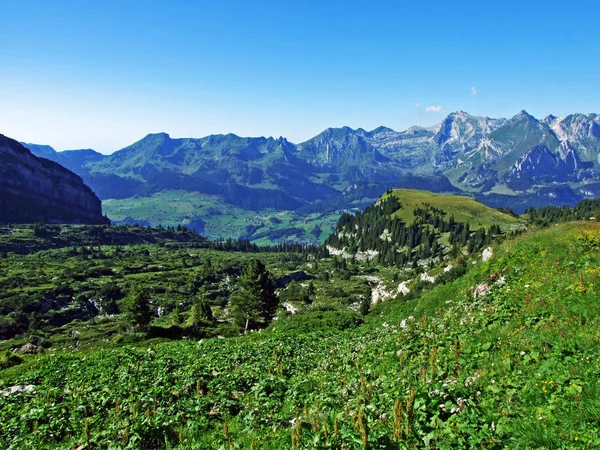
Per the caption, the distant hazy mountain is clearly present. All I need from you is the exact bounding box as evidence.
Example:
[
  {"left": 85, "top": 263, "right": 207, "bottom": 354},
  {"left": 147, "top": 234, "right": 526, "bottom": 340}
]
[
  {"left": 21, "top": 142, "right": 105, "bottom": 174},
  {"left": 1, "top": 135, "right": 108, "bottom": 224},
  {"left": 22, "top": 110, "right": 600, "bottom": 240}
]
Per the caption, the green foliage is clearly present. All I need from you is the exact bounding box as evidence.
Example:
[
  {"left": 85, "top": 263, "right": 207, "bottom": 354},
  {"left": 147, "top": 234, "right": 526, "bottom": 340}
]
[
  {"left": 526, "top": 198, "right": 600, "bottom": 226},
  {"left": 278, "top": 281, "right": 311, "bottom": 304},
  {"left": 0, "top": 350, "right": 22, "bottom": 370},
  {"left": 97, "top": 282, "right": 123, "bottom": 314},
  {"left": 268, "top": 308, "right": 362, "bottom": 334},
  {"left": 326, "top": 189, "right": 521, "bottom": 266},
  {"left": 103, "top": 190, "right": 341, "bottom": 245},
  {"left": 228, "top": 259, "right": 277, "bottom": 331},
  {"left": 122, "top": 285, "right": 152, "bottom": 331},
  {"left": 185, "top": 297, "right": 213, "bottom": 333}
]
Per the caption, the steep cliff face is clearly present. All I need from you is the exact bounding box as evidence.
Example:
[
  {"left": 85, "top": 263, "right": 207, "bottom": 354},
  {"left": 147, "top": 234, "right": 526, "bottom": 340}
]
[{"left": 0, "top": 134, "right": 108, "bottom": 224}]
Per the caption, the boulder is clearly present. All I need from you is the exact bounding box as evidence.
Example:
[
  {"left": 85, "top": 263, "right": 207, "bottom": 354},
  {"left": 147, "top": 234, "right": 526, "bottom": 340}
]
[
  {"left": 420, "top": 272, "right": 435, "bottom": 283},
  {"left": 2, "top": 385, "right": 35, "bottom": 397},
  {"left": 397, "top": 281, "right": 411, "bottom": 296},
  {"left": 482, "top": 247, "right": 494, "bottom": 262},
  {"left": 14, "top": 343, "right": 42, "bottom": 354},
  {"left": 473, "top": 283, "right": 491, "bottom": 298},
  {"left": 282, "top": 302, "right": 298, "bottom": 314}
]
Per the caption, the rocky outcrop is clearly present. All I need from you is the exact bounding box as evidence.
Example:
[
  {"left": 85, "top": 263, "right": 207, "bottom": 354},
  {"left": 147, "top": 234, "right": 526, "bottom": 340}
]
[
  {"left": 0, "top": 134, "right": 108, "bottom": 224},
  {"left": 13, "top": 343, "right": 42, "bottom": 354},
  {"left": 482, "top": 247, "right": 494, "bottom": 262}
]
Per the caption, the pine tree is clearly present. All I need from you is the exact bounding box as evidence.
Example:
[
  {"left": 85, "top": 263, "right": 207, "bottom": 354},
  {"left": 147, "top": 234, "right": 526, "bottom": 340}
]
[
  {"left": 228, "top": 260, "right": 277, "bottom": 333},
  {"left": 187, "top": 296, "right": 213, "bottom": 332},
  {"left": 123, "top": 285, "right": 152, "bottom": 331}
]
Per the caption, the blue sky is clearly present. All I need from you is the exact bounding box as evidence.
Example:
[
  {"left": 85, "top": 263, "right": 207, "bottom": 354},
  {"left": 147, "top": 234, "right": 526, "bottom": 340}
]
[{"left": 1, "top": 0, "right": 599, "bottom": 153}]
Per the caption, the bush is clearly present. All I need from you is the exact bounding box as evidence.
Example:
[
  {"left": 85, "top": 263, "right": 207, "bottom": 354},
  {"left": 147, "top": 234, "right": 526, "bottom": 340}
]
[
  {"left": 0, "top": 350, "right": 23, "bottom": 370},
  {"left": 267, "top": 309, "right": 362, "bottom": 334}
]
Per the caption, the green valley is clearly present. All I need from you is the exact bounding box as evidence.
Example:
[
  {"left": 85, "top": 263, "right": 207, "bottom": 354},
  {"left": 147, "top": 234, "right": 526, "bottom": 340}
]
[{"left": 102, "top": 190, "right": 341, "bottom": 245}]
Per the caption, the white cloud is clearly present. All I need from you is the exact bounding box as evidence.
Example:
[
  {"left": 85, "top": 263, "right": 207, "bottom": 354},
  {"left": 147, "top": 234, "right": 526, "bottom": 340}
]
[
  {"left": 425, "top": 105, "right": 444, "bottom": 113},
  {"left": 470, "top": 86, "right": 477, "bottom": 96}
]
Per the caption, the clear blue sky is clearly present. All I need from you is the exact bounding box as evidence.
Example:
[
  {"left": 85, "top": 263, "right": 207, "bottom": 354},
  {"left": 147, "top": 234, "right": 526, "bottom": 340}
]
[{"left": 1, "top": 0, "right": 599, "bottom": 153}]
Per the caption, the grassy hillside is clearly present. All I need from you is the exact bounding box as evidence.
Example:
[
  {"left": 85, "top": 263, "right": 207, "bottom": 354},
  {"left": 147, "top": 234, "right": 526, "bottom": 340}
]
[
  {"left": 326, "top": 189, "right": 525, "bottom": 267},
  {"left": 2, "top": 221, "right": 599, "bottom": 448},
  {"left": 385, "top": 188, "right": 522, "bottom": 229}
]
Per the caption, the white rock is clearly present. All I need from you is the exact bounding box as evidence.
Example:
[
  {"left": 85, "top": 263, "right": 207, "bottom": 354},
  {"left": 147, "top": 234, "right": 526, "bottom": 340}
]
[
  {"left": 420, "top": 272, "right": 435, "bottom": 283},
  {"left": 371, "top": 283, "right": 396, "bottom": 305},
  {"left": 473, "top": 283, "right": 491, "bottom": 298},
  {"left": 482, "top": 247, "right": 494, "bottom": 262},
  {"left": 397, "top": 281, "right": 411, "bottom": 296},
  {"left": 2, "top": 385, "right": 35, "bottom": 396},
  {"left": 444, "top": 265, "right": 453, "bottom": 273},
  {"left": 282, "top": 302, "right": 298, "bottom": 314}
]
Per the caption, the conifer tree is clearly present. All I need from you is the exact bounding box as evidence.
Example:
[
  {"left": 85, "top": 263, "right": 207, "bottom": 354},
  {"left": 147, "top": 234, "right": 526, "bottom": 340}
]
[
  {"left": 123, "top": 285, "right": 152, "bottom": 331},
  {"left": 187, "top": 296, "right": 213, "bottom": 332},
  {"left": 228, "top": 259, "right": 277, "bottom": 333}
]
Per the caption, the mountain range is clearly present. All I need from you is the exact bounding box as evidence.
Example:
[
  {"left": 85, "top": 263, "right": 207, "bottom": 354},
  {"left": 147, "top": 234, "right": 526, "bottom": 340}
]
[{"left": 21, "top": 110, "right": 600, "bottom": 241}]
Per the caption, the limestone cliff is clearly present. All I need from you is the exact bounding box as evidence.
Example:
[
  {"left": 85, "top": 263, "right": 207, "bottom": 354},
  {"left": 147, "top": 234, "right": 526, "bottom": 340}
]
[{"left": 0, "top": 134, "right": 108, "bottom": 224}]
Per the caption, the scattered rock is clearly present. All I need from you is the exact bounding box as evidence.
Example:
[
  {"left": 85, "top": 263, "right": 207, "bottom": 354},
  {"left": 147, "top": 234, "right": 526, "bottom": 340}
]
[
  {"left": 14, "top": 343, "right": 42, "bottom": 354},
  {"left": 420, "top": 272, "right": 435, "bottom": 284},
  {"left": 282, "top": 302, "right": 298, "bottom": 314},
  {"left": 2, "top": 385, "right": 36, "bottom": 396},
  {"left": 495, "top": 277, "right": 506, "bottom": 288},
  {"left": 473, "top": 283, "right": 491, "bottom": 298},
  {"left": 397, "top": 281, "right": 411, "bottom": 296},
  {"left": 482, "top": 247, "right": 494, "bottom": 262},
  {"left": 443, "top": 265, "right": 453, "bottom": 273},
  {"left": 371, "top": 283, "right": 396, "bottom": 305}
]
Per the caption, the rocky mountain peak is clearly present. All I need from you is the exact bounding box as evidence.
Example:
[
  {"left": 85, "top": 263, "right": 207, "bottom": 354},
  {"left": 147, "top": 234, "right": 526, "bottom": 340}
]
[
  {"left": 370, "top": 126, "right": 395, "bottom": 135},
  {"left": 511, "top": 110, "right": 538, "bottom": 124}
]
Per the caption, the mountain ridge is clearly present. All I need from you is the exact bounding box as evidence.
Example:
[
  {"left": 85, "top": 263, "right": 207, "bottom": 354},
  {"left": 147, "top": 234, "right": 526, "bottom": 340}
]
[{"left": 19, "top": 109, "right": 600, "bottom": 241}]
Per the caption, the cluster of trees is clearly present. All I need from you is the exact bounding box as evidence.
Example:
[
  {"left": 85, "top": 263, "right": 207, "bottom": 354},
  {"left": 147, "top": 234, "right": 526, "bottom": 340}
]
[
  {"left": 278, "top": 281, "right": 314, "bottom": 305},
  {"left": 325, "top": 196, "right": 504, "bottom": 266},
  {"left": 206, "top": 238, "right": 329, "bottom": 258},
  {"left": 122, "top": 259, "right": 278, "bottom": 335},
  {"left": 526, "top": 199, "right": 600, "bottom": 226},
  {"left": 156, "top": 223, "right": 201, "bottom": 235}
]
